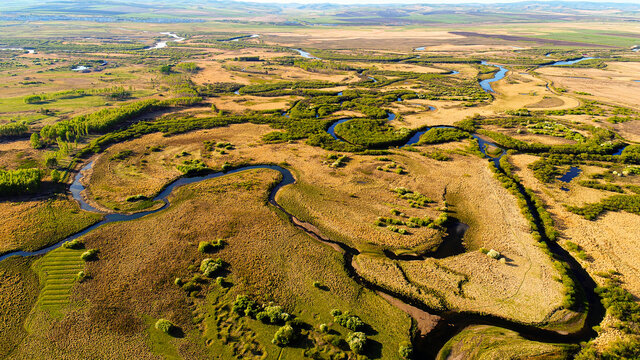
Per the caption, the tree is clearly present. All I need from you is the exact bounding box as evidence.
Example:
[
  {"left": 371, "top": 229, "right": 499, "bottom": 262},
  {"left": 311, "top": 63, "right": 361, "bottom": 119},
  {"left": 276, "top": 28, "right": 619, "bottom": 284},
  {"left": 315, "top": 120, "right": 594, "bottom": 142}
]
[
  {"left": 347, "top": 332, "right": 367, "bottom": 354},
  {"left": 272, "top": 325, "right": 295, "bottom": 346},
  {"left": 30, "top": 133, "right": 42, "bottom": 149}
]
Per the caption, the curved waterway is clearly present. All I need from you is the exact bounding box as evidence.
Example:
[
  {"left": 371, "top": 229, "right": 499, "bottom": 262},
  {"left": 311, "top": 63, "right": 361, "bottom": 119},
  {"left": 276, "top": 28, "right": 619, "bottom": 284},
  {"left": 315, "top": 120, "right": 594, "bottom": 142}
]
[
  {"left": 147, "top": 32, "right": 185, "bottom": 50},
  {"left": 402, "top": 125, "right": 505, "bottom": 167},
  {"left": 547, "top": 57, "right": 597, "bottom": 66},
  {"left": 479, "top": 61, "right": 508, "bottom": 93}
]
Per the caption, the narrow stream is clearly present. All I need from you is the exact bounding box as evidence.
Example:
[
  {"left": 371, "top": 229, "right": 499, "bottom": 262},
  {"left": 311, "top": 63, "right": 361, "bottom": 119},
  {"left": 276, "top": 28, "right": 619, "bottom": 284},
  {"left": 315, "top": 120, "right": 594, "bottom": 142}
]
[
  {"left": 479, "top": 61, "right": 508, "bottom": 93},
  {"left": 146, "top": 32, "right": 185, "bottom": 50}
]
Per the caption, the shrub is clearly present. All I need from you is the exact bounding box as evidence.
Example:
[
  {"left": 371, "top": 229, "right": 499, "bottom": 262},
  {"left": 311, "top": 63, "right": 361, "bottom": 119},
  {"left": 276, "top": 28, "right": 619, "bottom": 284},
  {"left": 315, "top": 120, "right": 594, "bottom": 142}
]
[
  {"left": 486, "top": 249, "right": 501, "bottom": 259},
  {"left": 50, "top": 169, "right": 61, "bottom": 183},
  {"left": 319, "top": 323, "right": 328, "bottom": 333},
  {"left": 272, "top": 325, "right": 295, "bottom": 346},
  {"left": 75, "top": 271, "right": 87, "bottom": 282},
  {"left": 177, "top": 159, "right": 208, "bottom": 175},
  {"left": 24, "top": 95, "right": 44, "bottom": 104},
  {"left": 155, "top": 318, "right": 175, "bottom": 334},
  {"left": 62, "top": 239, "right": 83, "bottom": 249},
  {"left": 181, "top": 281, "right": 199, "bottom": 292},
  {"left": 346, "top": 332, "right": 367, "bottom": 354},
  {"left": 334, "top": 312, "right": 365, "bottom": 331},
  {"left": 30, "top": 133, "right": 42, "bottom": 149},
  {"left": 399, "top": 341, "right": 413, "bottom": 359},
  {"left": 233, "top": 295, "right": 258, "bottom": 317},
  {"left": 200, "top": 258, "right": 223, "bottom": 277},
  {"left": 81, "top": 249, "right": 98, "bottom": 261},
  {"left": 257, "top": 305, "right": 290, "bottom": 324},
  {"left": 174, "top": 277, "right": 182, "bottom": 286},
  {"left": 198, "top": 239, "right": 225, "bottom": 253}
]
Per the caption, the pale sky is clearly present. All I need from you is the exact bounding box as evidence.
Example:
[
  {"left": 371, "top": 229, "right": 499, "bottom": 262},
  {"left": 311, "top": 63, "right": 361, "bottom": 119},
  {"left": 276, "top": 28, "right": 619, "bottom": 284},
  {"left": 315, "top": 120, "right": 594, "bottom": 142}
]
[{"left": 240, "top": 0, "right": 639, "bottom": 4}]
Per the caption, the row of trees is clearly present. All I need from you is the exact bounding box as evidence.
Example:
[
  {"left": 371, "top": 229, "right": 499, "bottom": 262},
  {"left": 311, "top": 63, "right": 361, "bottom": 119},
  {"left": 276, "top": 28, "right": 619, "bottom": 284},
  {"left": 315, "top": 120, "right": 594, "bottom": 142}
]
[{"left": 0, "top": 168, "right": 42, "bottom": 196}]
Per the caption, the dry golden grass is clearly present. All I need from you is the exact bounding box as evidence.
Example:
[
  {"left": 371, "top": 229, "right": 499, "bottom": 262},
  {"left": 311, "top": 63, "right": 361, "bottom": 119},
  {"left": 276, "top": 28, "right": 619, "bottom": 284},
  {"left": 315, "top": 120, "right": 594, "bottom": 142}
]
[
  {"left": 353, "top": 150, "right": 570, "bottom": 325},
  {"left": 86, "top": 127, "right": 572, "bottom": 325},
  {"left": 536, "top": 63, "right": 640, "bottom": 111},
  {"left": 0, "top": 257, "right": 38, "bottom": 359},
  {"left": 437, "top": 325, "right": 574, "bottom": 360},
  {"left": 0, "top": 195, "right": 102, "bottom": 255},
  {"left": 10, "top": 169, "right": 411, "bottom": 359},
  {"left": 526, "top": 96, "right": 565, "bottom": 108}
]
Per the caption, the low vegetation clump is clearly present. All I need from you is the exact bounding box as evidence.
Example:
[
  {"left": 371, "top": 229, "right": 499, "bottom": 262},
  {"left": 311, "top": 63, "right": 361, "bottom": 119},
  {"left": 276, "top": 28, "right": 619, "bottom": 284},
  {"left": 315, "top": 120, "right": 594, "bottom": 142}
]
[
  {"left": 399, "top": 341, "right": 413, "bottom": 359},
  {"left": 272, "top": 324, "right": 295, "bottom": 347},
  {"left": 256, "top": 305, "right": 290, "bottom": 324},
  {"left": 200, "top": 258, "right": 223, "bottom": 277},
  {"left": 62, "top": 239, "right": 83, "bottom": 250},
  {"left": 0, "top": 122, "right": 29, "bottom": 137},
  {"left": 331, "top": 309, "right": 365, "bottom": 331},
  {"left": 578, "top": 180, "right": 624, "bottom": 193},
  {"left": 176, "top": 159, "right": 208, "bottom": 175},
  {"left": 198, "top": 239, "right": 225, "bottom": 253},
  {"left": 110, "top": 149, "right": 134, "bottom": 161},
  {"left": 575, "top": 272, "right": 640, "bottom": 359},
  {"left": 232, "top": 295, "right": 259, "bottom": 317},
  {"left": 566, "top": 194, "right": 640, "bottom": 220},
  {"left": 325, "top": 153, "right": 348, "bottom": 168},
  {"left": 80, "top": 249, "right": 98, "bottom": 261},
  {"left": 155, "top": 318, "right": 176, "bottom": 334},
  {"left": 393, "top": 187, "right": 433, "bottom": 207},
  {"left": 486, "top": 249, "right": 501, "bottom": 259},
  {"left": 334, "top": 119, "right": 412, "bottom": 148},
  {"left": 418, "top": 127, "right": 470, "bottom": 144}
]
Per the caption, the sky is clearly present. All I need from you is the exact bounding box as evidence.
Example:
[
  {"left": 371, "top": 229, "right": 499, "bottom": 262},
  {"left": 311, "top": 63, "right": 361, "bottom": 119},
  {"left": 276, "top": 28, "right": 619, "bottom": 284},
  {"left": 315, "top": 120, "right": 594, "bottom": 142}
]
[{"left": 240, "top": 0, "right": 639, "bottom": 4}]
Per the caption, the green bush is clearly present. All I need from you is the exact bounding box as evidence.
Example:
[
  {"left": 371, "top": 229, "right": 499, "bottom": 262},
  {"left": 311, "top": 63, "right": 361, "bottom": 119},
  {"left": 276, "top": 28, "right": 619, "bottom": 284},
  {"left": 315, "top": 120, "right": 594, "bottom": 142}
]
[
  {"left": 272, "top": 324, "right": 295, "bottom": 347},
  {"left": 334, "top": 311, "right": 365, "bottom": 331},
  {"left": 346, "top": 332, "right": 367, "bottom": 354},
  {"left": 334, "top": 119, "right": 412, "bottom": 148},
  {"left": 155, "top": 318, "right": 175, "bottom": 334},
  {"left": 81, "top": 249, "right": 98, "bottom": 261},
  {"left": 198, "top": 239, "right": 225, "bottom": 253},
  {"left": 233, "top": 295, "right": 258, "bottom": 317},
  {"left": 62, "top": 239, "right": 83, "bottom": 250},
  {"left": 256, "top": 305, "right": 290, "bottom": 324},
  {"left": 418, "top": 127, "right": 469, "bottom": 144},
  {"left": 177, "top": 159, "right": 208, "bottom": 175},
  {"left": 200, "top": 258, "right": 223, "bottom": 277},
  {"left": 0, "top": 122, "right": 28, "bottom": 137}
]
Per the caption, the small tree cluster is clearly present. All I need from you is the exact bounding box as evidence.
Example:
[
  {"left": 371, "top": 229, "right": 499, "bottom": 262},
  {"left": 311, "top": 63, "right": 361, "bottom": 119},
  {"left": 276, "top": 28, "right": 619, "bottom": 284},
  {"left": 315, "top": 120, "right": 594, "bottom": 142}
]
[
  {"left": 331, "top": 309, "right": 365, "bottom": 331},
  {"left": 257, "top": 305, "right": 290, "bottom": 324}
]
